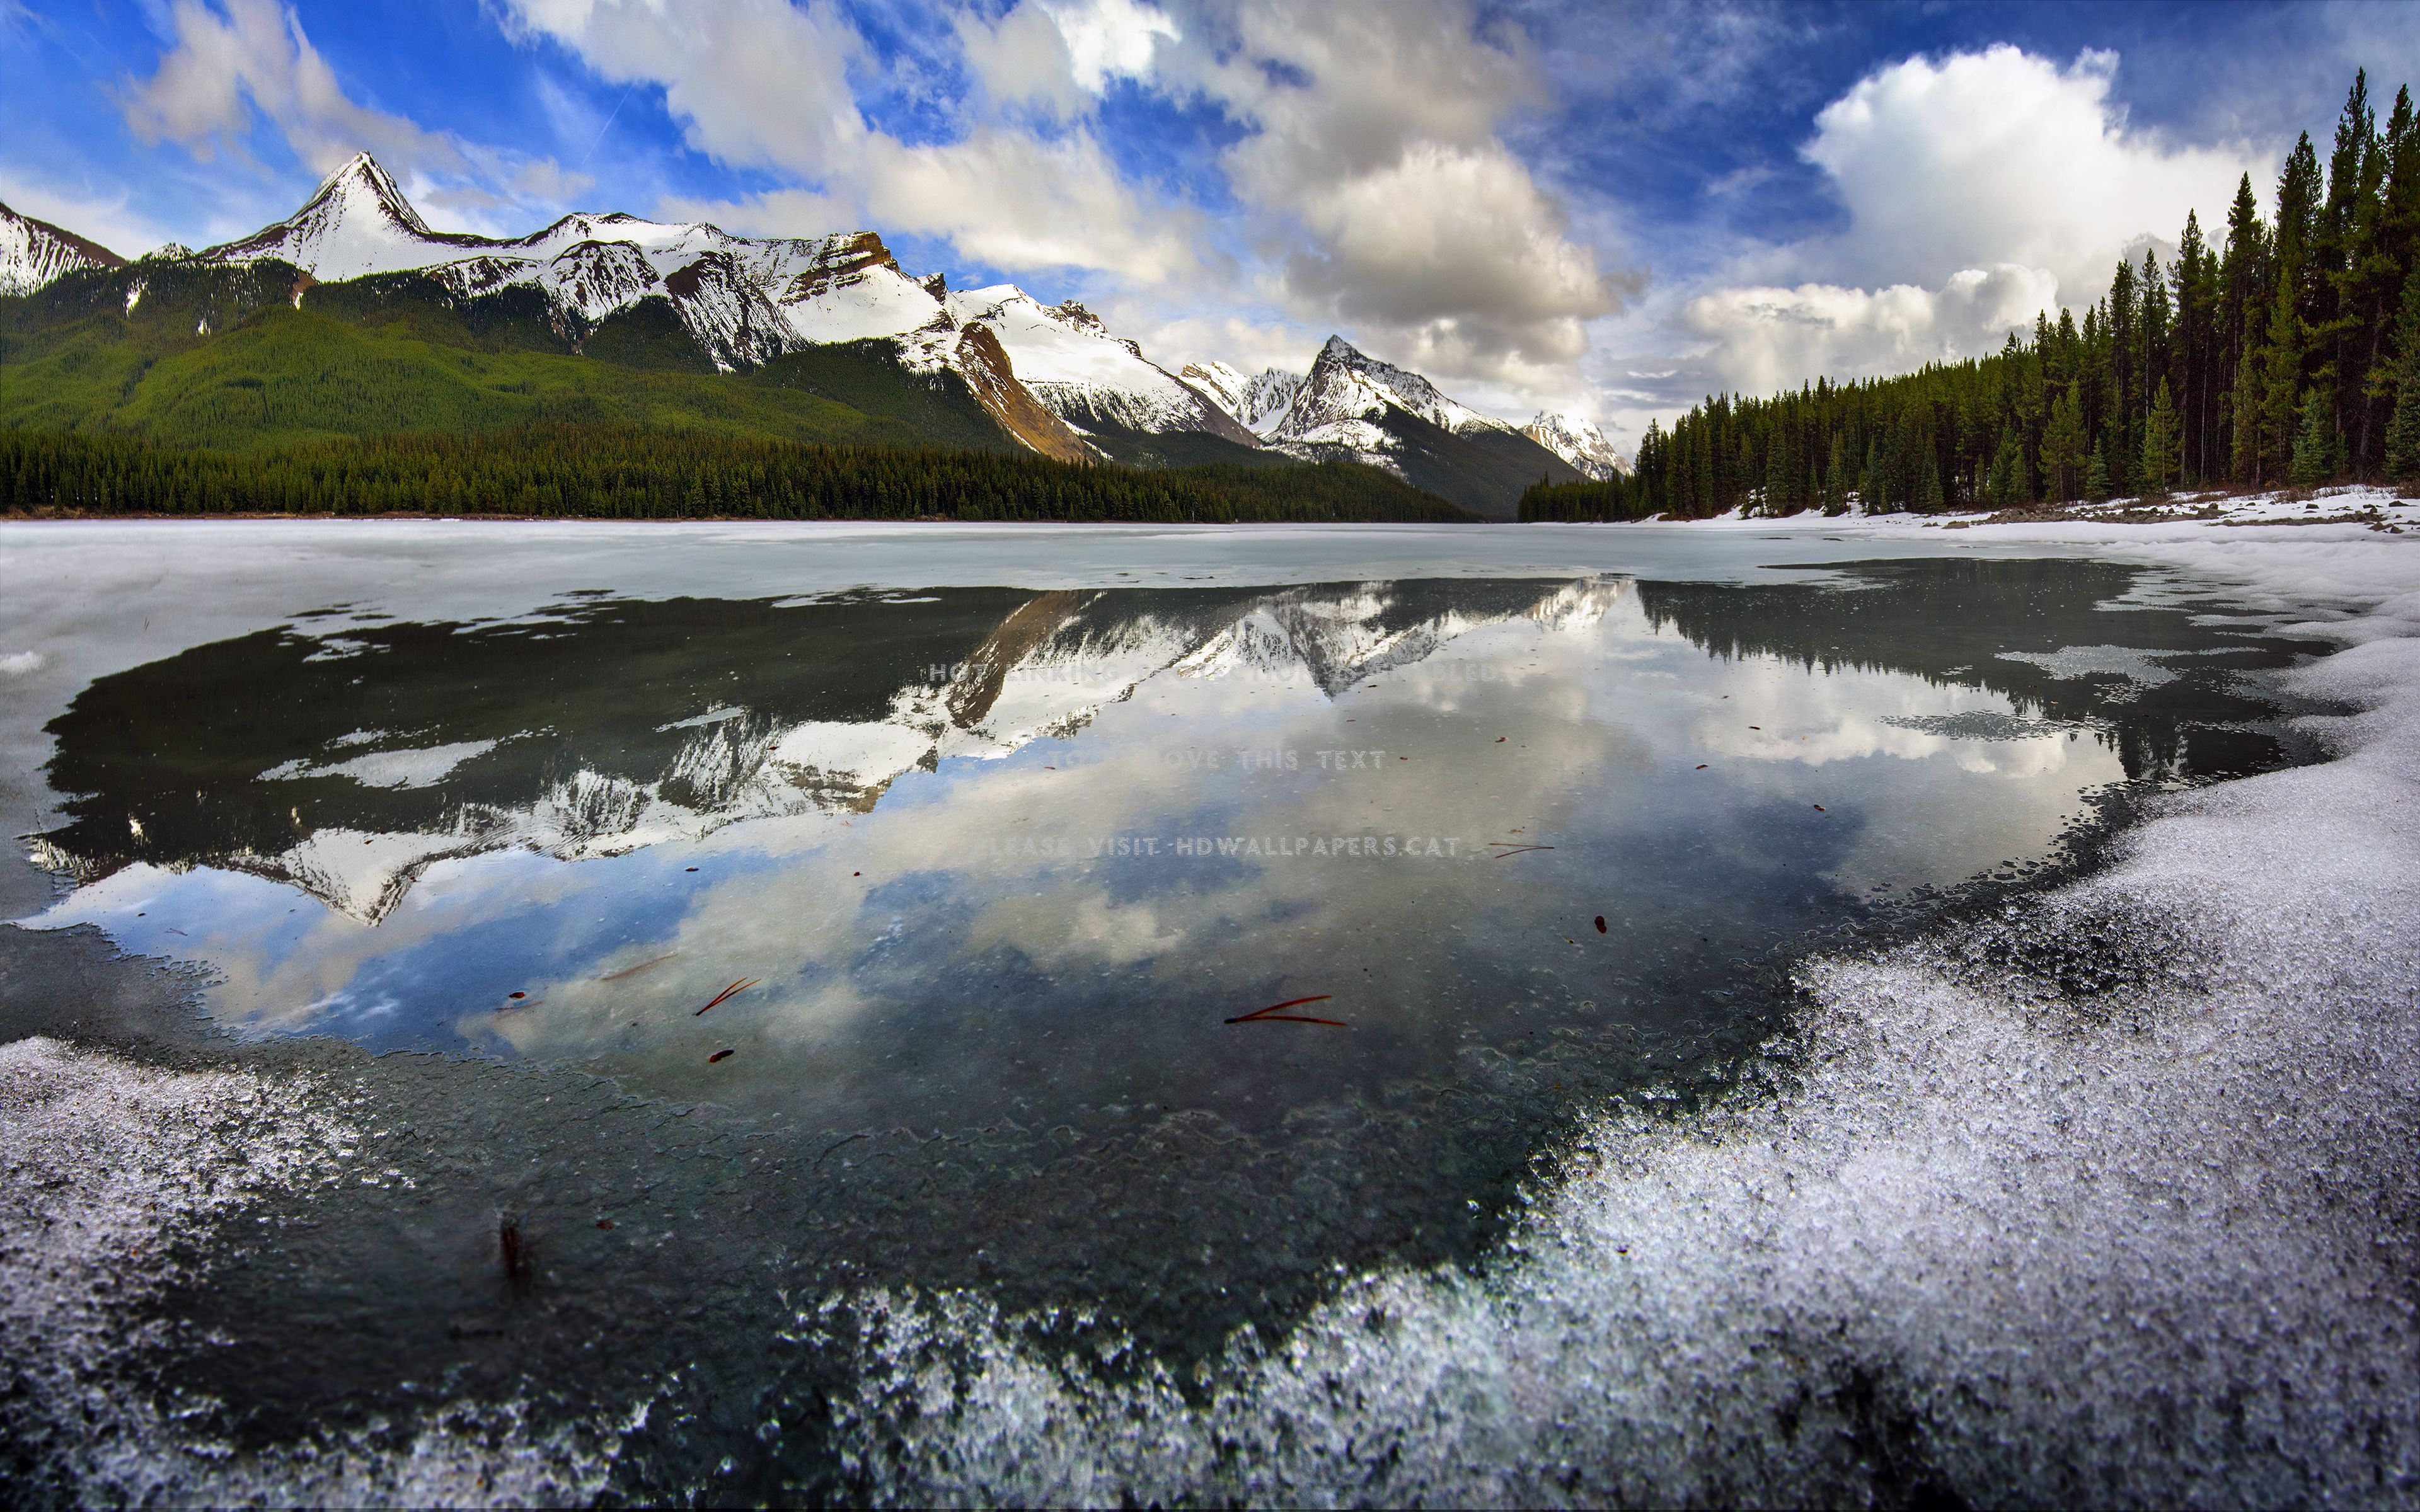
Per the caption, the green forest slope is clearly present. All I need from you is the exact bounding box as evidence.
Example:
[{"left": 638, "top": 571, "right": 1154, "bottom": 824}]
[
  {"left": 0, "top": 256, "right": 1473, "bottom": 522},
  {"left": 0, "top": 260, "right": 1003, "bottom": 452}
]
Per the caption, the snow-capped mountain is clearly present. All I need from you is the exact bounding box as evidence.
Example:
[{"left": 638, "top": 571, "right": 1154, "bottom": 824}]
[
  {"left": 1178, "top": 360, "right": 1248, "bottom": 421},
  {"left": 1270, "top": 336, "right": 1507, "bottom": 444},
  {"left": 947, "top": 287, "right": 1256, "bottom": 445},
  {"left": 1522, "top": 412, "right": 1622, "bottom": 480},
  {"left": 1240, "top": 369, "right": 1305, "bottom": 432},
  {"left": 4, "top": 154, "right": 1584, "bottom": 508},
  {"left": 169, "top": 154, "right": 1267, "bottom": 460},
  {"left": 1177, "top": 362, "right": 1306, "bottom": 435},
  {"left": 0, "top": 201, "right": 125, "bottom": 297},
  {"left": 1252, "top": 337, "right": 1584, "bottom": 517}
]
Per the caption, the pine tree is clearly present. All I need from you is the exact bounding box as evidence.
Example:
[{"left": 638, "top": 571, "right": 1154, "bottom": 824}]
[
  {"left": 2290, "top": 391, "right": 2337, "bottom": 484},
  {"left": 2084, "top": 440, "right": 2110, "bottom": 503},
  {"left": 2385, "top": 266, "right": 2420, "bottom": 481},
  {"left": 1987, "top": 427, "right": 2025, "bottom": 508},
  {"left": 2231, "top": 340, "right": 2266, "bottom": 484},
  {"left": 2041, "top": 382, "right": 2088, "bottom": 500},
  {"left": 2141, "top": 379, "right": 2181, "bottom": 493}
]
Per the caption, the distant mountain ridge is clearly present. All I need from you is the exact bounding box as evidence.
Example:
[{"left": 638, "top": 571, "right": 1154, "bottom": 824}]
[{"left": 0, "top": 154, "right": 1605, "bottom": 515}]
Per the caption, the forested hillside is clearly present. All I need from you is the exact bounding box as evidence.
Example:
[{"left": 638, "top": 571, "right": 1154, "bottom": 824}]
[
  {"left": 1526, "top": 67, "right": 2420, "bottom": 521},
  {"left": 0, "top": 425, "right": 1471, "bottom": 524},
  {"left": 0, "top": 259, "right": 1009, "bottom": 453}
]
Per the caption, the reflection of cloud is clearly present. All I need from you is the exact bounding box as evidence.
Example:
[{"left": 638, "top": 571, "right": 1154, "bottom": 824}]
[
  {"left": 969, "top": 891, "right": 1184, "bottom": 969},
  {"left": 25, "top": 573, "right": 2144, "bottom": 1080}
]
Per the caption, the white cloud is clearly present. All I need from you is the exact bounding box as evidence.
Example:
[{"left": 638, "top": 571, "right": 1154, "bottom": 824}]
[
  {"left": 1801, "top": 46, "right": 2257, "bottom": 292},
  {"left": 1678, "top": 45, "right": 2269, "bottom": 396},
  {"left": 1038, "top": 0, "right": 1177, "bottom": 93},
  {"left": 499, "top": 0, "right": 1197, "bottom": 281},
  {"left": 860, "top": 131, "right": 1205, "bottom": 282},
  {"left": 502, "top": 0, "right": 867, "bottom": 176},
  {"left": 956, "top": 4, "right": 1086, "bottom": 118},
  {"left": 1166, "top": 0, "right": 1622, "bottom": 385},
  {"left": 1684, "top": 264, "right": 2061, "bottom": 394},
  {"left": 120, "top": 0, "right": 587, "bottom": 235},
  {"left": 124, "top": 0, "right": 454, "bottom": 173}
]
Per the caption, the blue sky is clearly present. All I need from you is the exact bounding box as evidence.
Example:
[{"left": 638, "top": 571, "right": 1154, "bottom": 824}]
[{"left": 3, "top": 0, "right": 2412, "bottom": 444}]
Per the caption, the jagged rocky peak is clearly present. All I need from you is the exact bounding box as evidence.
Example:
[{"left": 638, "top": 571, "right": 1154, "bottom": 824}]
[
  {"left": 308, "top": 152, "right": 431, "bottom": 235},
  {"left": 1053, "top": 299, "right": 1110, "bottom": 335},
  {"left": 1522, "top": 411, "right": 1622, "bottom": 480},
  {"left": 195, "top": 151, "right": 493, "bottom": 280},
  {"left": 1240, "top": 368, "right": 1304, "bottom": 430},
  {"left": 1296, "top": 335, "right": 1502, "bottom": 436},
  {"left": 1179, "top": 360, "right": 1305, "bottom": 433},
  {"left": 0, "top": 200, "right": 126, "bottom": 297},
  {"left": 1178, "top": 360, "right": 1246, "bottom": 416}
]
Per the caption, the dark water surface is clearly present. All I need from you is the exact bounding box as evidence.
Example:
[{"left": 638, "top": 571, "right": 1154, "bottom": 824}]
[{"left": 0, "top": 534, "right": 2329, "bottom": 1500}]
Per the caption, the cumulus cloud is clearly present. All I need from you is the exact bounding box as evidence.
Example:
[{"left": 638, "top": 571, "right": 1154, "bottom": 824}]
[
  {"left": 1684, "top": 265, "right": 2061, "bottom": 394},
  {"left": 957, "top": 4, "right": 1088, "bottom": 118},
  {"left": 121, "top": 0, "right": 587, "bottom": 232},
  {"left": 502, "top": 0, "right": 867, "bottom": 176},
  {"left": 1801, "top": 46, "right": 2257, "bottom": 292},
  {"left": 498, "top": 0, "right": 1199, "bottom": 280},
  {"left": 1039, "top": 0, "right": 1178, "bottom": 93},
  {"left": 1679, "top": 45, "right": 2268, "bottom": 395},
  {"left": 1166, "top": 0, "right": 1623, "bottom": 382},
  {"left": 501, "top": 0, "right": 1616, "bottom": 396}
]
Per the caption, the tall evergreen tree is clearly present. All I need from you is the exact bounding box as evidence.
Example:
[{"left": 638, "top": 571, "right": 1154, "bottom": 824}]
[
  {"left": 2142, "top": 379, "right": 2181, "bottom": 493},
  {"left": 2384, "top": 265, "right": 2420, "bottom": 481},
  {"left": 2041, "top": 384, "right": 2089, "bottom": 500},
  {"left": 2290, "top": 391, "right": 2338, "bottom": 484}
]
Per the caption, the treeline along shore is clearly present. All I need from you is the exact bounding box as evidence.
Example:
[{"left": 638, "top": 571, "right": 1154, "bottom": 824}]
[
  {"left": 1526, "top": 66, "right": 2420, "bottom": 522},
  {"left": 0, "top": 425, "right": 1473, "bottom": 524}
]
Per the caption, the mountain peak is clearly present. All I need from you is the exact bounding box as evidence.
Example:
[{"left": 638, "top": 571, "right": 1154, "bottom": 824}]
[
  {"left": 303, "top": 152, "right": 430, "bottom": 236},
  {"left": 0, "top": 199, "right": 127, "bottom": 297},
  {"left": 1522, "top": 411, "right": 1621, "bottom": 480},
  {"left": 1289, "top": 335, "right": 1499, "bottom": 438}
]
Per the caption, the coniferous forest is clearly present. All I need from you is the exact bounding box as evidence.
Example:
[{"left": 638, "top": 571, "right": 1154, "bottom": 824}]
[
  {"left": 0, "top": 425, "right": 1469, "bottom": 524},
  {"left": 1525, "top": 68, "right": 2420, "bottom": 522}
]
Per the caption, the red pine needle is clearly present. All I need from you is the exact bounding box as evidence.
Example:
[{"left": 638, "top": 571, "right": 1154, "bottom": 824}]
[
  {"left": 694, "top": 978, "right": 759, "bottom": 1016},
  {"left": 1227, "top": 994, "right": 1345, "bottom": 1026}
]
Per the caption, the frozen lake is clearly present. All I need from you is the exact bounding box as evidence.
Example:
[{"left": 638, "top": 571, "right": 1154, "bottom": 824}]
[{"left": 4, "top": 518, "right": 2417, "bottom": 1505}]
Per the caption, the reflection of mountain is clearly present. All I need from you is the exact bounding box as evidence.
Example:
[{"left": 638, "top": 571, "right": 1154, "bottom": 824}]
[
  {"left": 33, "top": 580, "right": 1611, "bottom": 921},
  {"left": 1635, "top": 559, "right": 2303, "bottom": 782}
]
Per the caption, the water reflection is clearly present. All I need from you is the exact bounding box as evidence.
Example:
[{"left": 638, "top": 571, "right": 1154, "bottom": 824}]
[
  {"left": 24, "top": 559, "right": 2305, "bottom": 1135},
  {"left": 14, "top": 557, "right": 2319, "bottom": 1419}
]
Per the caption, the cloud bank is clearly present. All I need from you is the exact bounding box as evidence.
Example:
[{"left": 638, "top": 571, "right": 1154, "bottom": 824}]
[{"left": 1680, "top": 45, "right": 2267, "bottom": 392}]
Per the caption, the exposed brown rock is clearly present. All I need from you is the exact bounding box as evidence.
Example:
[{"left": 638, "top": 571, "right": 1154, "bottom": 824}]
[{"left": 952, "top": 323, "right": 1097, "bottom": 463}]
